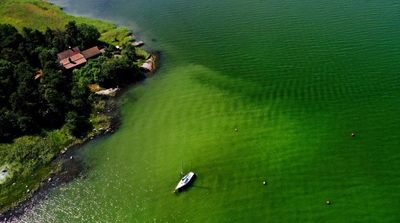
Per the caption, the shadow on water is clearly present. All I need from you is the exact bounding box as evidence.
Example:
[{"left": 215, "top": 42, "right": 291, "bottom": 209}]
[
  {"left": 174, "top": 184, "right": 212, "bottom": 196},
  {"left": 192, "top": 185, "right": 211, "bottom": 190}
]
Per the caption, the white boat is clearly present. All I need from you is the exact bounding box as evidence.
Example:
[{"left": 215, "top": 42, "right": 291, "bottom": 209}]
[
  {"left": 174, "top": 172, "right": 196, "bottom": 192},
  {"left": 132, "top": 41, "right": 144, "bottom": 47}
]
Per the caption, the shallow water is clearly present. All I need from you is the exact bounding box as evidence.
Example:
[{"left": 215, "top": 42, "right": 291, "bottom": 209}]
[{"left": 15, "top": 0, "right": 400, "bottom": 222}]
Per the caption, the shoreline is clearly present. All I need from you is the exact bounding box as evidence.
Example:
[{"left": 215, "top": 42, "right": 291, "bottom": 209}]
[
  {"left": 0, "top": 58, "right": 160, "bottom": 221},
  {"left": 0, "top": 1, "right": 159, "bottom": 220},
  {"left": 0, "top": 95, "right": 120, "bottom": 222}
]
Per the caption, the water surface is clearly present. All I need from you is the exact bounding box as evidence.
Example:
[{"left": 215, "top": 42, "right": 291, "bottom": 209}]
[{"left": 17, "top": 0, "right": 400, "bottom": 222}]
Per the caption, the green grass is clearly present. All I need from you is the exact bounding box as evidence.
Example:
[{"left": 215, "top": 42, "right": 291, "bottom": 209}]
[
  {"left": 0, "top": 165, "right": 53, "bottom": 213},
  {"left": 0, "top": 0, "right": 132, "bottom": 46},
  {"left": 0, "top": 111, "right": 112, "bottom": 212},
  {"left": 135, "top": 47, "right": 151, "bottom": 59}
]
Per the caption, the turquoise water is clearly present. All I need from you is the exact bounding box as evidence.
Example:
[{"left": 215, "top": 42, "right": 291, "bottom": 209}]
[{"left": 17, "top": 0, "right": 400, "bottom": 222}]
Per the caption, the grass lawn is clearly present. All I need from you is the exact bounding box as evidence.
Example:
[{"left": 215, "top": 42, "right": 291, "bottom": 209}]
[
  {"left": 0, "top": 128, "right": 75, "bottom": 213},
  {"left": 0, "top": 0, "right": 132, "bottom": 46}
]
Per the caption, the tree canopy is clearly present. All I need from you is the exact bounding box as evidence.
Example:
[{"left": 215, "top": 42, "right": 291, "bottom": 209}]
[{"left": 0, "top": 23, "right": 143, "bottom": 142}]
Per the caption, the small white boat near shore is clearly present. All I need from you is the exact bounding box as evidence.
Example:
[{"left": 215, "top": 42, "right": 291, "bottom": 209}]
[
  {"left": 174, "top": 172, "right": 196, "bottom": 192},
  {"left": 132, "top": 41, "right": 144, "bottom": 47}
]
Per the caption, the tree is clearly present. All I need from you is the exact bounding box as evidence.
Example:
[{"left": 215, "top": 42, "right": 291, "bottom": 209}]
[
  {"left": 64, "top": 21, "right": 80, "bottom": 47},
  {"left": 0, "top": 60, "right": 15, "bottom": 107},
  {"left": 121, "top": 44, "right": 137, "bottom": 61},
  {"left": 78, "top": 24, "right": 100, "bottom": 49},
  {"left": 65, "top": 111, "right": 90, "bottom": 137},
  {"left": 22, "top": 27, "right": 45, "bottom": 47},
  {"left": 48, "top": 29, "right": 67, "bottom": 51},
  {"left": 101, "top": 57, "right": 140, "bottom": 87},
  {"left": 0, "top": 108, "right": 19, "bottom": 142},
  {"left": 39, "top": 63, "right": 68, "bottom": 128},
  {"left": 21, "top": 28, "right": 46, "bottom": 66},
  {"left": 37, "top": 47, "right": 57, "bottom": 68},
  {"left": 9, "top": 63, "right": 41, "bottom": 134},
  {"left": 0, "top": 24, "right": 23, "bottom": 49}
]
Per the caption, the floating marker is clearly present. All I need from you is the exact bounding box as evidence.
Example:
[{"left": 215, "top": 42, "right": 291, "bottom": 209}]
[{"left": 326, "top": 200, "right": 331, "bottom": 205}]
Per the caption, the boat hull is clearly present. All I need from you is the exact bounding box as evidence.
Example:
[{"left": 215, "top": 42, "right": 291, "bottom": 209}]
[{"left": 174, "top": 172, "right": 196, "bottom": 192}]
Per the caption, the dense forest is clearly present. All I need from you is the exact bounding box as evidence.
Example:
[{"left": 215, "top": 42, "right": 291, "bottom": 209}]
[{"left": 0, "top": 22, "right": 143, "bottom": 142}]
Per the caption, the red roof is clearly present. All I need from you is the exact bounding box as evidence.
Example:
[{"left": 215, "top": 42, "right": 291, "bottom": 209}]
[
  {"left": 82, "top": 46, "right": 102, "bottom": 59},
  {"left": 57, "top": 46, "right": 103, "bottom": 70},
  {"left": 57, "top": 47, "right": 81, "bottom": 61},
  {"left": 60, "top": 53, "right": 87, "bottom": 69}
]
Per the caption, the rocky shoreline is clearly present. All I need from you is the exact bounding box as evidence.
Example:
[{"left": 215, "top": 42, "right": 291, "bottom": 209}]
[
  {"left": 0, "top": 96, "right": 120, "bottom": 222},
  {"left": 0, "top": 49, "right": 161, "bottom": 221}
]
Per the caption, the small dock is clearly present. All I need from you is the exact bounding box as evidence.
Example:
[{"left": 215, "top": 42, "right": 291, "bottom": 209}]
[{"left": 132, "top": 41, "right": 145, "bottom": 47}]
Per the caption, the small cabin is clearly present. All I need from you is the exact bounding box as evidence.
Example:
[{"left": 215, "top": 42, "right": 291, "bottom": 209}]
[{"left": 57, "top": 46, "right": 103, "bottom": 70}]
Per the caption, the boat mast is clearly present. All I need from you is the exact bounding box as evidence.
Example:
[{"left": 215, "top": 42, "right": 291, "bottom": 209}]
[{"left": 180, "top": 160, "right": 184, "bottom": 176}]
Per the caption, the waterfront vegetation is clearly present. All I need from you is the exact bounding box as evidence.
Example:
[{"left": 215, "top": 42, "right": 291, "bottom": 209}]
[{"left": 0, "top": 19, "right": 148, "bottom": 212}]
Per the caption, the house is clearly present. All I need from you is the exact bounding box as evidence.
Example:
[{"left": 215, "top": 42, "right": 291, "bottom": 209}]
[
  {"left": 59, "top": 52, "right": 87, "bottom": 70},
  {"left": 58, "top": 46, "right": 103, "bottom": 70},
  {"left": 81, "top": 46, "right": 103, "bottom": 59},
  {"left": 57, "top": 47, "right": 81, "bottom": 61}
]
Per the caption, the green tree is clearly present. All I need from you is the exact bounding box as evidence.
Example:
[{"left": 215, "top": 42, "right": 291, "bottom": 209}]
[
  {"left": 78, "top": 24, "right": 100, "bottom": 49},
  {"left": 64, "top": 21, "right": 79, "bottom": 47},
  {"left": 0, "top": 60, "right": 15, "bottom": 107},
  {"left": 9, "top": 63, "right": 41, "bottom": 134},
  {"left": 65, "top": 111, "right": 90, "bottom": 137},
  {"left": 37, "top": 47, "right": 57, "bottom": 68},
  {"left": 39, "top": 62, "right": 68, "bottom": 128},
  {"left": 0, "top": 108, "right": 19, "bottom": 142},
  {"left": 121, "top": 44, "right": 138, "bottom": 61},
  {"left": 0, "top": 24, "right": 22, "bottom": 49},
  {"left": 47, "top": 29, "right": 67, "bottom": 51},
  {"left": 101, "top": 57, "right": 141, "bottom": 87}
]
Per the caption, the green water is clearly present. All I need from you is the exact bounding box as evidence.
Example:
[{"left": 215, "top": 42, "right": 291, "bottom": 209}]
[{"left": 19, "top": 0, "right": 400, "bottom": 222}]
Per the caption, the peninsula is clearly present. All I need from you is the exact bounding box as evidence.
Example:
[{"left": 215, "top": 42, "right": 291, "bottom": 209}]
[{"left": 0, "top": 0, "right": 155, "bottom": 214}]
